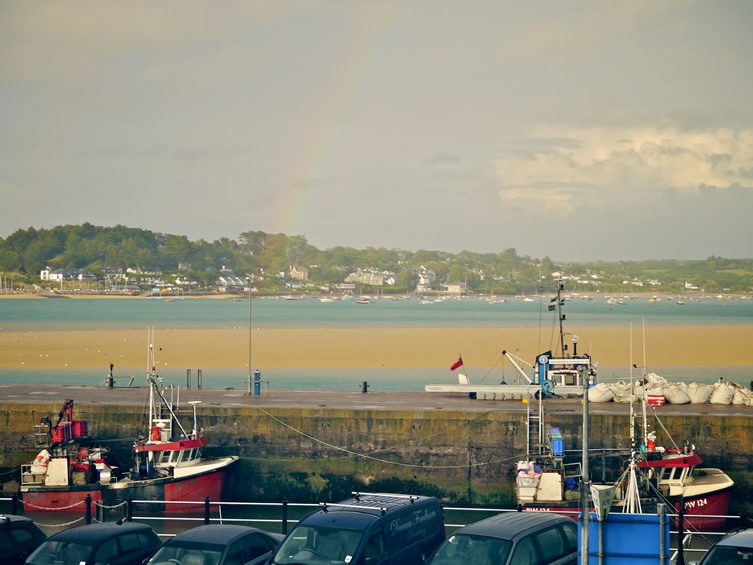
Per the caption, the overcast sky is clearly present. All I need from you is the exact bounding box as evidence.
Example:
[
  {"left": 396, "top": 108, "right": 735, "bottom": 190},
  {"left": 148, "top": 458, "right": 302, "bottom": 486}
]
[{"left": 1, "top": 1, "right": 752, "bottom": 261}]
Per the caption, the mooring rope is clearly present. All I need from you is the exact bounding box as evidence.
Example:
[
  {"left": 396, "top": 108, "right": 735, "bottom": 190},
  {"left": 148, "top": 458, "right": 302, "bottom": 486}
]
[
  {"left": 256, "top": 406, "right": 522, "bottom": 469},
  {"left": 22, "top": 499, "right": 85, "bottom": 511}
]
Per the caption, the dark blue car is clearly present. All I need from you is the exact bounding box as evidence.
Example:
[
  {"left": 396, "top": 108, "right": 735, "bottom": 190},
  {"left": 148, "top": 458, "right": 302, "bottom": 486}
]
[
  {"left": 0, "top": 515, "right": 46, "bottom": 565},
  {"left": 25, "top": 522, "right": 161, "bottom": 565},
  {"left": 146, "top": 524, "right": 282, "bottom": 565}
]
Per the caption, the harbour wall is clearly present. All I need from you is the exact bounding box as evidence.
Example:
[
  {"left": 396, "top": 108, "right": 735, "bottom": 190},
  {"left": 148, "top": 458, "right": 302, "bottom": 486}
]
[{"left": 1, "top": 401, "right": 751, "bottom": 512}]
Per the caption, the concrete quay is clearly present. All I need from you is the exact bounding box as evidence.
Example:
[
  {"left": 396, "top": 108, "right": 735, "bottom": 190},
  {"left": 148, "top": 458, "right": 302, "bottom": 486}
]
[
  {"left": 1, "top": 384, "right": 751, "bottom": 510},
  {"left": 2, "top": 383, "right": 752, "bottom": 417}
]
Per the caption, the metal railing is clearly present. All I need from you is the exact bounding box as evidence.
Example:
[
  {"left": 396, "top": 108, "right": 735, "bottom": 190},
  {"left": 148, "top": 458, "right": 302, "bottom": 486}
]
[{"left": 2, "top": 495, "right": 742, "bottom": 560}]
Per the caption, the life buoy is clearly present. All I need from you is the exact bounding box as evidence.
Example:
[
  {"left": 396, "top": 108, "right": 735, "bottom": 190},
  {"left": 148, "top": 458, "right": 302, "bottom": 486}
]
[{"left": 35, "top": 450, "right": 51, "bottom": 467}]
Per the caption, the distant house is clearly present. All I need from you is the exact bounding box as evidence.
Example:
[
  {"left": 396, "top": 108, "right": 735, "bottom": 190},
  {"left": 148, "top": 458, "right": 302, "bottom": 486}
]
[
  {"left": 416, "top": 267, "right": 436, "bottom": 292},
  {"left": 40, "top": 267, "right": 96, "bottom": 282},
  {"left": 217, "top": 273, "right": 245, "bottom": 292},
  {"left": 175, "top": 276, "right": 198, "bottom": 287},
  {"left": 289, "top": 265, "right": 309, "bottom": 282},
  {"left": 443, "top": 282, "right": 467, "bottom": 295},
  {"left": 101, "top": 267, "right": 127, "bottom": 282},
  {"left": 344, "top": 268, "right": 396, "bottom": 287}
]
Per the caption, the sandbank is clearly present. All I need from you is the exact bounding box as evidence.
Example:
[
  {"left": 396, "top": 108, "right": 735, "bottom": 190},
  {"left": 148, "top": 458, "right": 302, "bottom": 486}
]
[{"left": 0, "top": 325, "right": 751, "bottom": 370}]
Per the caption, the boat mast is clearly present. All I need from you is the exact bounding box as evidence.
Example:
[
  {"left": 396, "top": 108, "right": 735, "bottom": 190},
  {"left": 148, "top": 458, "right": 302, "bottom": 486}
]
[
  {"left": 147, "top": 327, "right": 156, "bottom": 424},
  {"left": 146, "top": 327, "right": 189, "bottom": 439},
  {"left": 556, "top": 280, "right": 566, "bottom": 357},
  {"left": 580, "top": 362, "right": 590, "bottom": 565},
  {"left": 623, "top": 323, "right": 643, "bottom": 513},
  {"left": 641, "top": 318, "right": 648, "bottom": 449}
]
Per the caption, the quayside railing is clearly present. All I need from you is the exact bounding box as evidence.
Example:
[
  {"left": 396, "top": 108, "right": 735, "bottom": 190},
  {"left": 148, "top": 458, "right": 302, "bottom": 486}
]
[{"left": 1, "top": 495, "right": 743, "bottom": 560}]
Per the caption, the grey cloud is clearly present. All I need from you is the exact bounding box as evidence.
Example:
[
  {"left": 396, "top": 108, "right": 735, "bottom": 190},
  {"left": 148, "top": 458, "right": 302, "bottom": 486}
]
[{"left": 425, "top": 153, "right": 461, "bottom": 166}]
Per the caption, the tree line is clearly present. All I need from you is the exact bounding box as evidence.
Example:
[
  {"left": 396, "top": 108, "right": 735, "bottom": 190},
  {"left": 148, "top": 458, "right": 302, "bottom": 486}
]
[{"left": 1, "top": 224, "right": 752, "bottom": 294}]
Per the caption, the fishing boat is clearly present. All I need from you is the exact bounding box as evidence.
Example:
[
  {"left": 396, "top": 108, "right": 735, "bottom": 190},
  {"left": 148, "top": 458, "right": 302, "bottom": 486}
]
[
  {"left": 425, "top": 280, "right": 596, "bottom": 399},
  {"left": 514, "top": 302, "right": 734, "bottom": 530},
  {"left": 516, "top": 421, "right": 734, "bottom": 530},
  {"left": 20, "top": 341, "right": 238, "bottom": 513}
]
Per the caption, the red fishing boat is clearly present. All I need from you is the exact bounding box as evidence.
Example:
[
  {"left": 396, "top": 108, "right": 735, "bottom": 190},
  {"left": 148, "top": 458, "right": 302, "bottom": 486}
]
[
  {"left": 21, "top": 342, "right": 238, "bottom": 513},
  {"left": 512, "top": 282, "right": 734, "bottom": 530}
]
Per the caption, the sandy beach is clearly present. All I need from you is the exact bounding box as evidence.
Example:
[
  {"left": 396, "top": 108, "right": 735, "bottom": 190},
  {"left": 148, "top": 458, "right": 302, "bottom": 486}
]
[{"left": 1, "top": 325, "right": 752, "bottom": 370}]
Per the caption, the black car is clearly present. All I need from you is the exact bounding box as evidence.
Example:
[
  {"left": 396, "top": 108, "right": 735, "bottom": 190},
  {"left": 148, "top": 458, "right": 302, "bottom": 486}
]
[
  {"left": 0, "top": 515, "right": 47, "bottom": 565},
  {"left": 25, "top": 521, "right": 161, "bottom": 565},
  {"left": 146, "top": 524, "right": 283, "bottom": 565},
  {"left": 694, "top": 527, "right": 753, "bottom": 565},
  {"left": 427, "top": 511, "right": 577, "bottom": 565}
]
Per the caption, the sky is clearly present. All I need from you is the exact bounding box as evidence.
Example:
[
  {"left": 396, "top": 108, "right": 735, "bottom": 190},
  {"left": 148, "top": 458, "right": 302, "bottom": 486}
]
[{"left": 1, "top": 1, "right": 752, "bottom": 261}]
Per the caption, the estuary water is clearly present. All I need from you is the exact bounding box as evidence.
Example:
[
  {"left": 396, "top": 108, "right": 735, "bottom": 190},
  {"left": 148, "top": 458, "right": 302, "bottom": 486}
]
[
  {"left": 1, "top": 295, "right": 753, "bottom": 330},
  {"left": 1, "top": 296, "right": 752, "bottom": 391}
]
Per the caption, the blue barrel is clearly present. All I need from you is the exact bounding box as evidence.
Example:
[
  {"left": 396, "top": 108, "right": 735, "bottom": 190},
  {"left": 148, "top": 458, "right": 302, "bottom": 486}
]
[{"left": 253, "top": 370, "right": 262, "bottom": 396}]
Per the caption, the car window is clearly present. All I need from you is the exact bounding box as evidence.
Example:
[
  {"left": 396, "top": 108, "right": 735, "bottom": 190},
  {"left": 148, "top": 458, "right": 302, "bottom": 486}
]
[
  {"left": 241, "top": 533, "right": 276, "bottom": 559},
  {"left": 363, "top": 528, "right": 387, "bottom": 561},
  {"left": 560, "top": 522, "right": 577, "bottom": 554},
  {"left": 9, "top": 527, "right": 34, "bottom": 543},
  {"left": 429, "top": 534, "right": 512, "bottom": 565},
  {"left": 535, "top": 526, "right": 565, "bottom": 562},
  {"left": 27, "top": 540, "right": 92, "bottom": 565},
  {"left": 274, "top": 525, "right": 363, "bottom": 564},
  {"left": 703, "top": 544, "right": 753, "bottom": 563},
  {"left": 119, "top": 532, "right": 147, "bottom": 553},
  {"left": 95, "top": 538, "right": 119, "bottom": 565},
  {"left": 509, "top": 536, "right": 539, "bottom": 565},
  {"left": 0, "top": 531, "right": 13, "bottom": 552}
]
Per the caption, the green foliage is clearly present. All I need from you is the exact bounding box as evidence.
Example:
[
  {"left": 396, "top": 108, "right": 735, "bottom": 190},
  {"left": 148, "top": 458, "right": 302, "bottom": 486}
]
[{"left": 1, "top": 224, "right": 753, "bottom": 293}]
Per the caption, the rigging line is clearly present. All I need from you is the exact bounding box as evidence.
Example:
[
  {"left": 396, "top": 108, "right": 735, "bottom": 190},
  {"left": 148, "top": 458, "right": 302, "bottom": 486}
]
[
  {"left": 650, "top": 407, "right": 680, "bottom": 452},
  {"left": 0, "top": 465, "right": 21, "bottom": 477},
  {"left": 477, "top": 355, "right": 504, "bottom": 385},
  {"left": 256, "top": 406, "right": 522, "bottom": 470}
]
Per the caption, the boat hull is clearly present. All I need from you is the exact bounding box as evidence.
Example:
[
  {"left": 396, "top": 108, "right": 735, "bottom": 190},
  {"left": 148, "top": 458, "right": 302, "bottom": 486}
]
[
  {"left": 520, "top": 486, "right": 732, "bottom": 530},
  {"left": 669, "top": 487, "right": 733, "bottom": 530},
  {"left": 22, "top": 457, "right": 237, "bottom": 513},
  {"left": 21, "top": 485, "right": 102, "bottom": 513}
]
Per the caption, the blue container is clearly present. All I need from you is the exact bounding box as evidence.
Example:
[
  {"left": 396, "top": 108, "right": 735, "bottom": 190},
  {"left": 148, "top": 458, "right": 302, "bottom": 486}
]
[
  {"left": 579, "top": 512, "right": 670, "bottom": 564},
  {"left": 253, "top": 369, "right": 262, "bottom": 396},
  {"left": 549, "top": 427, "right": 564, "bottom": 457}
]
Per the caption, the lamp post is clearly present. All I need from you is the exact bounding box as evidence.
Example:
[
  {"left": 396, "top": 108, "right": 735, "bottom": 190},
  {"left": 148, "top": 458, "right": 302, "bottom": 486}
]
[
  {"left": 247, "top": 278, "right": 253, "bottom": 395},
  {"left": 580, "top": 363, "right": 590, "bottom": 565}
]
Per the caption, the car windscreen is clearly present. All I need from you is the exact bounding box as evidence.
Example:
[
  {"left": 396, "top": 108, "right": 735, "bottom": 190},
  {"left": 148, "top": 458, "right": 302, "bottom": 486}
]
[
  {"left": 428, "top": 533, "right": 512, "bottom": 565},
  {"left": 272, "top": 525, "right": 364, "bottom": 564},
  {"left": 702, "top": 544, "right": 753, "bottom": 564},
  {"left": 26, "top": 539, "right": 94, "bottom": 565},
  {"left": 147, "top": 540, "right": 225, "bottom": 565}
]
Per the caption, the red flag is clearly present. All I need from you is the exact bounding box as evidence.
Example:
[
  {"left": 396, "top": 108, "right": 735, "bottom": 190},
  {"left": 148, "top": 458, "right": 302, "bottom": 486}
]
[{"left": 450, "top": 355, "right": 464, "bottom": 371}]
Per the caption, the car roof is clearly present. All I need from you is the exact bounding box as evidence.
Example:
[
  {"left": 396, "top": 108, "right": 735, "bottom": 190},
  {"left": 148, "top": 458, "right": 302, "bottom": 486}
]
[
  {"left": 169, "top": 525, "right": 274, "bottom": 545},
  {"left": 48, "top": 522, "right": 155, "bottom": 543},
  {"left": 717, "top": 528, "right": 753, "bottom": 548},
  {"left": 301, "top": 493, "right": 437, "bottom": 529},
  {"left": 301, "top": 507, "right": 380, "bottom": 529},
  {"left": 455, "top": 512, "right": 571, "bottom": 540},
  {"left": 0, "top": 515, "right": 35, "bottom": 526}
]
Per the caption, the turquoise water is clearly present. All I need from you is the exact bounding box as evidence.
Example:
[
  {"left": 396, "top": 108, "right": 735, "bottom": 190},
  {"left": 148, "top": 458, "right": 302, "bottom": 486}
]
[
  {"left": 1, "top": 296, "right": 752, "bottom": 330},
  {"left": 0, "top": 365, "right": 750, "bottom": 390},
  {"left": 1, "top": 297, "right": 751, "bottom": 390}
]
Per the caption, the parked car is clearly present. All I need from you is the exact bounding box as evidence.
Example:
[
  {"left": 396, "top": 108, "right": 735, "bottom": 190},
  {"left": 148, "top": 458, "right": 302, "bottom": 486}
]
[
  {"left": 25, "top": 521, "right": 161, "bottom": 565},
  {"left": 692, "top": 527, "right": 753, "bottom": 565},
  {"left": 0, "top": 515, "right": 47, "bottom": 565},
  {"left": 147, "top": 524, "right": 283, "bottom": 565},
  {"left": 426, "top": 511, "right": 577, "bottom": 565},
  {"left": 270, "top": 492, "right": 445, "bottom": 565}
]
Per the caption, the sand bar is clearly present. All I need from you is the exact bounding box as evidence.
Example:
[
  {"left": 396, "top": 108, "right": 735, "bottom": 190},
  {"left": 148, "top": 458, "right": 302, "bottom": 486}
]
[{"left": 1, "top": 325, "right": 752, "bottom": 370}]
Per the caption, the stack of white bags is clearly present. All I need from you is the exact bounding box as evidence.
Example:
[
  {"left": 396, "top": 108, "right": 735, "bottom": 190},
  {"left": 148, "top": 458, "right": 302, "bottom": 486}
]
[{"left": 586, "top": 372, "right": 753, "bottom": 406}]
